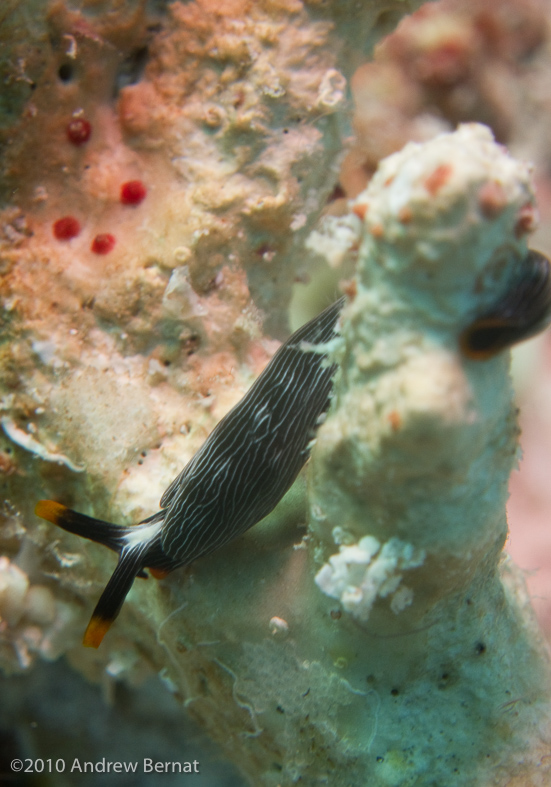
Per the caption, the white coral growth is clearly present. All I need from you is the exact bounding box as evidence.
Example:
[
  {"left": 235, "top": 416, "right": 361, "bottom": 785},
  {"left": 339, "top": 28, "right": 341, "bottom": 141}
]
[
  {"left": 0, "top": 557, "right": 29, "bottom": 626},
  {"left": 315, "top": 536, "right": 425, "bottom": 621}
]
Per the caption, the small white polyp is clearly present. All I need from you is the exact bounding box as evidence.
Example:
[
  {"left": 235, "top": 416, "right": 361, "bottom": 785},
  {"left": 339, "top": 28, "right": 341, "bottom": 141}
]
[{"left": 315, "top": 536, "right": 425, "bottom": 622}]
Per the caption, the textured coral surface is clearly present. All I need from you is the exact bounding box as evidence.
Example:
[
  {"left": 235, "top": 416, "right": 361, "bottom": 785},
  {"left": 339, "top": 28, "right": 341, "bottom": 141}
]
[
  {"left": 308, "top": 124, "right": 551, "bottom": 786},
  {"left": 305, "top": 0, "right": 551, "bottom": 645}
]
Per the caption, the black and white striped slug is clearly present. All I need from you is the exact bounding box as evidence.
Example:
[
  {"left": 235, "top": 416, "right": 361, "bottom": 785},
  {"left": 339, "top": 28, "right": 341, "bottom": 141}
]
[{"left": 35, "top": 296, "right": 346, "bottom": 647}]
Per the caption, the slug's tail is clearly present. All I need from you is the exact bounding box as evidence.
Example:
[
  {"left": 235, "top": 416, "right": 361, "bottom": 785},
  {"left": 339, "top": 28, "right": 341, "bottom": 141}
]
[
  {"left": 35, "top": 500, "right": 131, "bottom": 552},
  {"left": 35, "top": 500, "right": 167, "bottom": 648},
  {"left": 83, "top": 545, "right": 146, "bottom": 648}
]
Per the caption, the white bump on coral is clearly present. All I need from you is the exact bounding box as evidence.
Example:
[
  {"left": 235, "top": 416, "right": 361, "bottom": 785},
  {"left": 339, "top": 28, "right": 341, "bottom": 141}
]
[
  {"left": 269, "top": 616, "right": 289, "bottom": 637},
  {"left": 317, "top": 68, "right": 347, "bottom": 109},
  {"left": 389, "top": 585, "right": 414, "bottom": 614},
  {"left": 315, "top": 537, "right": 425, "bottom": 621},
  {"left": 0, "top": 557, "right": 29, "bottom": 627},
  {"left": 23, "top": 585, "right": 56, "bottom": 626},
  {"left": 305, "top": 214, "right": 362, "bottom": 269}
]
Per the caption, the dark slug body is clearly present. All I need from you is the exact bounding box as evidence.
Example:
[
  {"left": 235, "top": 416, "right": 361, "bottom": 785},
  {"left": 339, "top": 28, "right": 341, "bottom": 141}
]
[
  {"left": 160, "top": 297, "right": 346, "bottom": 562},
  {"left": 36, "top": 296, "right": 345, "bottom": 647},
  {"left": 460, "top": 249, "right": 551, "bottom": 360}
]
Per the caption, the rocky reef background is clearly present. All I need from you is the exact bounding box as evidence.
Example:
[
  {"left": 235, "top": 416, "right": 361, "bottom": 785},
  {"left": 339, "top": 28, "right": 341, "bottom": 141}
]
[{"left": 2, "top": 0, "right": 551, "bottom": 785}]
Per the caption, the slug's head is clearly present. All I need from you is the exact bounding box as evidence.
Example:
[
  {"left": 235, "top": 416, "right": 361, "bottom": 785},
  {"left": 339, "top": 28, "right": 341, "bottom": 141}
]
[{"left": 460, "top": 249, "right": 551, "bottom": 361}]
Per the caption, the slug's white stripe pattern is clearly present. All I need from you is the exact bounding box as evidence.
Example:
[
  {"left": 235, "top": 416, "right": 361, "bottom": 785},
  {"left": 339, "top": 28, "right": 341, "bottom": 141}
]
[
  {"left": 35, "top": 297, "right": 345, "bottom": 646},
  {"left": 161, "top": 297, "right": 345, "bottom": 563}
]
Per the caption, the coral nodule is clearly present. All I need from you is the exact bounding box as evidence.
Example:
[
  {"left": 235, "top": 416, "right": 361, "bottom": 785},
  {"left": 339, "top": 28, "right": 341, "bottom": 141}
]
[
  {"left": 120, "top": 180, "right": 147, "bottom": 206},
  {"left": 91, "top": 233, "right": 116, "bottom": 255},
  {"left": 66, "top": 117, "right": 92, "bottom": 146},
  {"left": 52, "top": 215, "right": 81, "bottom": 240}
]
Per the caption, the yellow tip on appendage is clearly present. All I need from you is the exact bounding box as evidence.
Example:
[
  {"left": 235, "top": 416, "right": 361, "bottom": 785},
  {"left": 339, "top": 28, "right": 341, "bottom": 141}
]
[
  {"left": 35, "top": 499, "right": 68, "bottom": 524},
  {"left": 83, "top": 615, "right": 112, "bottom": 648}
]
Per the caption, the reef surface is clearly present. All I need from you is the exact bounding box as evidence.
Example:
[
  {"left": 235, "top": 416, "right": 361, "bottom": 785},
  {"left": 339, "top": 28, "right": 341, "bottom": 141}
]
[{"left": 1, "top": 1, "right": 551, "bottom": 786}]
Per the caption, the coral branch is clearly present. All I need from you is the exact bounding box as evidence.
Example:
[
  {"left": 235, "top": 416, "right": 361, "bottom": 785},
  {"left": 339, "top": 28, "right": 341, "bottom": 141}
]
[{"left": 309, "top": 124, "right": 551, "bottom": 785}]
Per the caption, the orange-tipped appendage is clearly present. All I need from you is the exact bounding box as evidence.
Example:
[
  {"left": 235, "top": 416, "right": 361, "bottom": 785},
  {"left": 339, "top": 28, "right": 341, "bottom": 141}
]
[
  {"left": 83, "top": 615, "right": 113, "bottom": 648},
  {"left": 148, "top": 567, "right": 170, "bottom": 580},
  {"left": 35, "top": 499, "right": 68, "bottom": 524}
]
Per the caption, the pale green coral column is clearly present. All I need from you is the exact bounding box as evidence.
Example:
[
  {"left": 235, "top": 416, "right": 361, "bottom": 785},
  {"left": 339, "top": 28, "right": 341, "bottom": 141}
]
[{"left": 308, "top": 124, "right": 551, "bottom": 785}]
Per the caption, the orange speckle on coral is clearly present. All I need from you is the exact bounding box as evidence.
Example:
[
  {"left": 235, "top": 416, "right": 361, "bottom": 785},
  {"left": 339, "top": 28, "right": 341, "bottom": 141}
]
[
  {"left": 387, "top": 410, "right": 401, "bottom": 432},
  {"left": 515, "top": 203, "right": 537, "bottom": 237},
  {"left": 120, "top": 180, "right": 147, "bottom": 206},
  {"left": 478, "top": 181, "right": 508, "bottom": 219},
  {"left": 424, "top": 164, "right": 453, "bottom": 196},
  {"left": 384, "top": 175, "right": 395, "bottom": 187},
  {"left": 342, "top": 278, "right": 357, "bottom": 300},
  {"left": 66, "top": 117, "right": 92, "bottom": 146},
  {"left": 353, "top": 203, "right": 368, "bottom": 220},
  {"left": 91, "top": 233, "right": 116, "bottom": 255},
  {"left": 53, "top": 216, "right": 81, "bottom": 240},
  {"left": 398, "top": 206, "right": 412, "bottom": 224},
  {"left": 370, "top": 223, "right": 384, "bottom": 238}
]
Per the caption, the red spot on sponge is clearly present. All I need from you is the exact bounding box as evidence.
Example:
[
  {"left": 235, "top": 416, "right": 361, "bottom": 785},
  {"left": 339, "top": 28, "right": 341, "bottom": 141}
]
[
  {"left": 91, "top": 233, "right": 116, "bottom": 255},
  {"left": 53, "top": 216, "right": 81, "bottom": 240},
  {"left": 120, "top": 180, "right": 147, "bottom": 206},
  {"left": 66, "top": 118, "right": 92, "bottom": 146}
]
